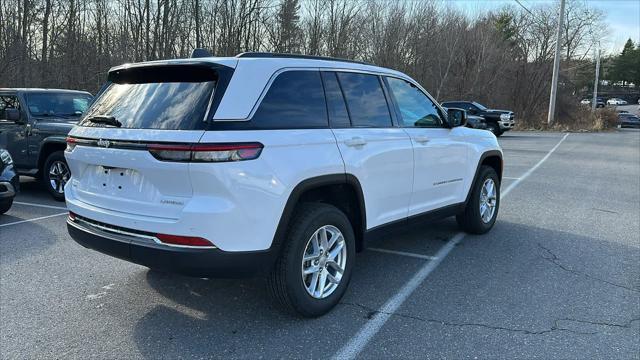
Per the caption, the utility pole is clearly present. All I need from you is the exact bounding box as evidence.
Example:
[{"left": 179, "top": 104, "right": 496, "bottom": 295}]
[
  {"left": 547, "top": 0, "right": 566, "bottom": 125},
  {"left": 591, "top": 48, "right": 601, "bottom": 112}
]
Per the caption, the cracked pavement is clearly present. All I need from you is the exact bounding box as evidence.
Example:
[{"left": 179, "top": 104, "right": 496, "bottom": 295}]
[{"left": 1, "top": 131, "right": 639, "bottom": 359}]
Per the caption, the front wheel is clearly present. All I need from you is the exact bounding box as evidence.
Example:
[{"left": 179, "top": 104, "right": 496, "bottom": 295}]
[
  {"left": 43, "top": 151, "right": 70, "bottom": 201},
  {"left": 486, "top": 123, "right": 503, "bottom": 137},
  {"left": 457, "top": 166, "right": 500, "bottom": 234},
  {"left": 268, "top": 203, "right": 355, "bottom": 317}
]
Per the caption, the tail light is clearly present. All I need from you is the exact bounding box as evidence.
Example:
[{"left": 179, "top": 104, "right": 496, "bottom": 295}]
[
  {"left": 148, "top": 143, "right": 263, "bottom": 162},
  {"left": 155, "top": 233, "right": 214, "bottom": 247},
  {"left": 65, "top": 137, "right": 77, "bottom": 152}
]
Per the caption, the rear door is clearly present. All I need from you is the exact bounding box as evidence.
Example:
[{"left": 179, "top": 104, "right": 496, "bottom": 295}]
[
  {"left": 327, "top": 71, "right": 413, "bottom": 229},
  {"left": 384, "top": 76, "right": 468, "bottom": 215},
  {"left": 65, "top": 64, "right": 219, "bottom": 219}
]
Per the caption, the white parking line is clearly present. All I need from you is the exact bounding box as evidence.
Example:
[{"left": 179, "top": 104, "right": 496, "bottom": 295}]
[
  {"left": 502, "top": 176, "right": 521, "bottom": 180},
  {"left": 0, "top": 212, "right": 68, "bottom": 228},
  {"left": 368, "top": 247, "right": 438, "bottom": 260},
  {"left": 501, "top": 133, "right": 569, "bottom": 197},
  {"left": 13, "top": 201, "right": 67, "bottom": 210},
  {"left": 334, "top": 133, "right": 570, "bottom": 360}
]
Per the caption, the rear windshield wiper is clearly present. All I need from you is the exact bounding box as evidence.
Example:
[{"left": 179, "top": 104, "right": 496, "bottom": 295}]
[{"left": 86, "top": 115, "right": 122, "bottom": 128}]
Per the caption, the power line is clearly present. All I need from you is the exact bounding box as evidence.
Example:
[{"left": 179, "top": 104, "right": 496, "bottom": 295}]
[{"left": 513, "top": 0, "right": 534, "bottom": 16}]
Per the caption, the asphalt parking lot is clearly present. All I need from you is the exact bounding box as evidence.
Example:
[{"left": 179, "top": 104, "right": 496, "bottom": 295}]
[{"left": 1, "top": 130, "right": 639, "bottom": 359}]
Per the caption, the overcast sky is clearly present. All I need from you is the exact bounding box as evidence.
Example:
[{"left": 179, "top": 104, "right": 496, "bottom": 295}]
[{"left": 449, "top": 0, "right": 640, "bottom": 55}]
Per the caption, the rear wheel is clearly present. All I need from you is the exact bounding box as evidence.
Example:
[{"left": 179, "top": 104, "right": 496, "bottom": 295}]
[
  {"left": 268, "top": 203, "right": 355, "bottom": 317},
  {"left": 43, "top": 151, "right": 70, "bottom": 201},
  {"left": 457, "top": 166, "right": 500, "bottom": 234}
]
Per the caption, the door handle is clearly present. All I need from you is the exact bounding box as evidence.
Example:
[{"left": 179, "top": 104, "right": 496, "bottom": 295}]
[
  {"left": 25, "top": 124, "right": 32, "bottom": 136},
  {"left": 414, "top": 136, "right": 430, "bottom": 144},
  {"left": 345, "top": 137, "right": 367, "bottom": 147}
]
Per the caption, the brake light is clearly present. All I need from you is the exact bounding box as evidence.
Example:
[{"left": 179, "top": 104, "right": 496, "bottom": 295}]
[
  {"left": 155, "top": 233, "right": 214, "bottom": 247},
  {"left": 148, "top": 143, "right": 263, "bottom": 162},
  {"left": 65, "top": 137, "right": 77, "bottom": 152}
]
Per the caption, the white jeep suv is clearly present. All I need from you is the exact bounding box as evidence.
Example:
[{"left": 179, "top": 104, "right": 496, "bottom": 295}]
[{"left": 65, "top": 52, "right": 502, "bottom": 317}]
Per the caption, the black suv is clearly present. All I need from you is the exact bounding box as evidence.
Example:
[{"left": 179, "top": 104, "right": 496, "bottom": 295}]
[
  {"left": 0, "top": 89, "right": 93, "bottom": 200},
  {"left": 441, "top": 101, "right": 515, "bottom": 136}
]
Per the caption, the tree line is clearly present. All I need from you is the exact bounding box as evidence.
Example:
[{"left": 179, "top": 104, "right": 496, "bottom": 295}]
[{"left": 0, "top": 0, "right": 607, "bottom": 125}]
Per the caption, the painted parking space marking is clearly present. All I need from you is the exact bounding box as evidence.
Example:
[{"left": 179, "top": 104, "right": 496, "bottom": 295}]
[
  {"left": 334, "top": 133, "right": 570, "bottom": 360},
  {"left": 0, "top": 212, "right": 68, "bottom": 228},
  {"left": 368, "top": 247, "right": 438, "bottom": 260}
]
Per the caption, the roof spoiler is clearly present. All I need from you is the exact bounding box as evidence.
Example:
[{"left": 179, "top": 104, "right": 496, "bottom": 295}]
[{"left": 191, "top": 48, "right": 212, "bottom": 58}]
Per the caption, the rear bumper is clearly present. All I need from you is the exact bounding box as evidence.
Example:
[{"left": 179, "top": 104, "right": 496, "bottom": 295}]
[{"left": 67, "top": 216, "right": 278, "bottom": 278}]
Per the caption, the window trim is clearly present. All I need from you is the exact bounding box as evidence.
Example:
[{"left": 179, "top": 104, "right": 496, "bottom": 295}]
[
  {"left": 383, "top": 75, "right": 451, "bottom": 129},
  {"left": 319, "top": 71, "right": 352, "bottom": 129}
]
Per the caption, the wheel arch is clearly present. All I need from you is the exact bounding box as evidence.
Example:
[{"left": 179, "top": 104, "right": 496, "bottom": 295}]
[
  {"left": 464, "top": 150, "right": 503, "bottom": 205},
  {"left": 271, "top": 174, "right": 367, "bottom": 257},
  {"left": 37, "top": 137, "right": 67, "bottom": 175}
]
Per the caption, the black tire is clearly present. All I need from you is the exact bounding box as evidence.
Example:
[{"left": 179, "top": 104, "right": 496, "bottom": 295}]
[
  {"left": 486, "top": 122, "right": 503, "bottom": 137},
  {"left": 42, "top": 151, "right": 70, "bottom": 201},
  {"left": 0, "top": 199, "right": 13, "bottom": 214},
  {"left": 456, "top": 166, "right": 500, "bottom": 234},
  {"left": 268, "top": 203, "right": 356, "bottom": 317}
]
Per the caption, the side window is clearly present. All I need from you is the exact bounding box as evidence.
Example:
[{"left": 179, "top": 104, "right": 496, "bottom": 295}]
[
  {"left": 0, "top": 95, "right": 21, "bottom": 121},
  {"left": 461, "top": 103, "right": 476, "bottom": 112},
  {"left": 321, "top": 72, "right": 350, "bottom": 128},
  {"left": 336, "top": 72, "right": 392, "bottom": 127},
  {"left": 386, "top": 77, "right": 443, "bottom": 128},
  {"left": 252, "top": 70, "right": 328, "bottom": 128}
]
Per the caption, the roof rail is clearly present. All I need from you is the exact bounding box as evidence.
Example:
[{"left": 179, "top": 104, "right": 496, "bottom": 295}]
[{"left": 235, "top": 52, "right": 373, "bottom": 66}]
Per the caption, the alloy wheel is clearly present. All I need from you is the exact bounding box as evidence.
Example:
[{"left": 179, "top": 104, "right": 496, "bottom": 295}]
[
  {"left": 49, "top": 160, "right": 70, "bottom": 195},
  {"left": 479, "top": 178, "right": 497, "bottom": 223},
  {"left": 301, "top": 225, "right": 347, "bottom": 299}
]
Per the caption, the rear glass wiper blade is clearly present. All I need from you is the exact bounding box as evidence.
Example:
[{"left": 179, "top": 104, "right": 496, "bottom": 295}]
[{"left": 86, "top": 115, "right": 122, "bottom": 127}]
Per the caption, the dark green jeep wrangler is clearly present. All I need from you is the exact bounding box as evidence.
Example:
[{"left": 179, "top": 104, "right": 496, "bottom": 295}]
[{"left": 0, "top": 89, "right": 93, "bottom": 200}]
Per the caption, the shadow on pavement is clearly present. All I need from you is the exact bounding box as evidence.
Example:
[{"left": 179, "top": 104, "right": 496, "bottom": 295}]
[{"left": 124, "top": 217, "right": 640, "bottom": 358}]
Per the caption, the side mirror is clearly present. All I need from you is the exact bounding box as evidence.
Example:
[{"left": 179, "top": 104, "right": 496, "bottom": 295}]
[
  {"left": 447, "top": 108, "right": 467, "bottom": 127},
  {"left": 5, "top": 108, "right": 21, "bottom": 123}
]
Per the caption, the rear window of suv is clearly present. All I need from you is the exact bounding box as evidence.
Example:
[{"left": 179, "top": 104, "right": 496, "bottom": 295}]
[{"left": 81, "top": 65, "right": 217, "bottom": 130}]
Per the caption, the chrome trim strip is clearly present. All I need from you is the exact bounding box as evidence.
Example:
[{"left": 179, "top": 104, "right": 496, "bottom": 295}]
[{"left": 69, "top": 216, "right": 217, "bottom": 250}]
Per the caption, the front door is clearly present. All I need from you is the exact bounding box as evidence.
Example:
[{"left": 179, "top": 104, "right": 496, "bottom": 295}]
[{"left": 384, "top": 77, "right": 469, "bottom": 216}]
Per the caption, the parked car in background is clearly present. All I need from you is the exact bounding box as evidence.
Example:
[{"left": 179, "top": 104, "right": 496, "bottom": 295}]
[
  {"left": 441, "top": 101, "right": 514, "bottom": 136},
  {"left": 579, "top": 97, "right": 605, "bottom": 108},
  {"left": 0, "top": 149, "right": 19, "bottom": 214},
  {"left": 617, "top": 113, "right": 640, "bottom": 128},
  {"left": 607, "top": 98, "right": 628, "bottom": 105},
  {"left": 0, "top": 89, "right": 93, "bottom": 200},
  {"left": 443, "top": 107, "right": 486, "bottom": 129},
  {"left": 65, "top": 52, "right": 503, "bottom": 317},
  {"left": 466, "top": 114, "right": 487, "bottom": 129}
]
